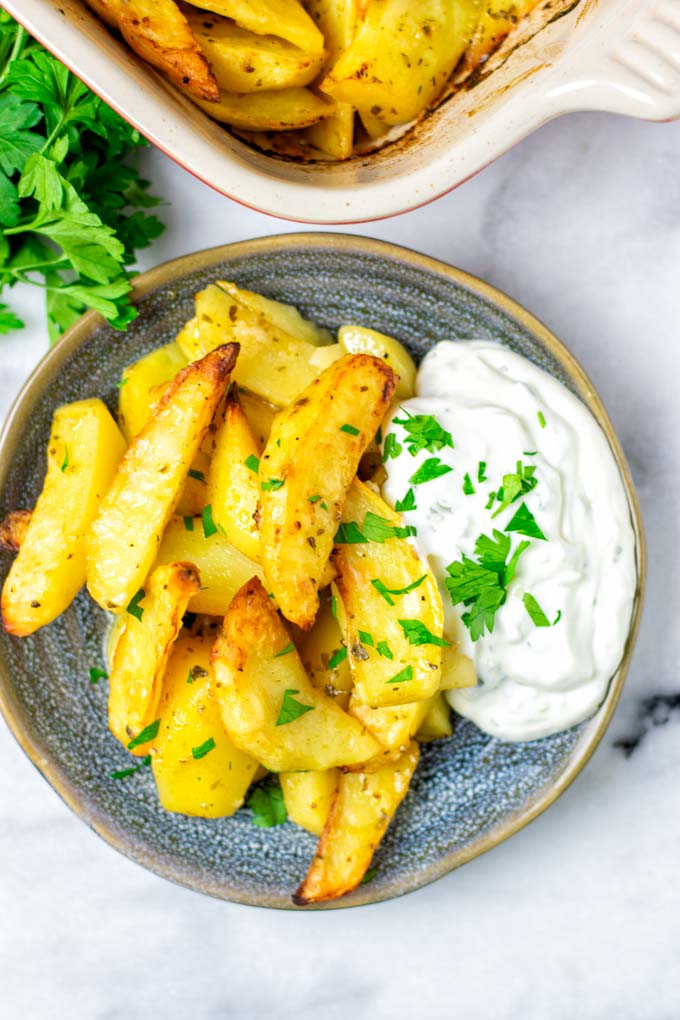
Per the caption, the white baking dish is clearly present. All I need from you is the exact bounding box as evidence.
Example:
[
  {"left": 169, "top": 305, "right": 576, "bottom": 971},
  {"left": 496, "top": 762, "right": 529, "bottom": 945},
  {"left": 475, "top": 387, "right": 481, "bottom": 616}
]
[{"left": 6, "top": 0, "right": 680, "bottom": 223}]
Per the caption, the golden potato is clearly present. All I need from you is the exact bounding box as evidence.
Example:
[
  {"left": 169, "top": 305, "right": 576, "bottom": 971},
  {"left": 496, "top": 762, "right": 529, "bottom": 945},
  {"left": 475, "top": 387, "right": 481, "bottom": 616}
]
[
  {"left": 348, "top": 695, "right": 430, "bottom": 752},
  {"left": 210, "top": 577, "right": 381, "bottom": 771},
  {"left": 440, "top": 643, "right": 477, "bottom": 690},
  {"left": 111, "top": 0, "right": 220, "bottom": 101},
  {"left": 259, "top": 354, "right": 397, "bottom": 629},
  {"left": 117, "top": 341, "right": 188, "bottom": 443},
  {"left": 2, "top": 399, "right": 126, "bottom": 636},
  {"left": 294, "top": 741, "right": 419, "bottom": 904},
  {"left": 87, "top": 343, "right": 238, "bottom": 613},
  {"left": 338, "top": 324, "right": 416, "bottom": 399},
  {"left": 207, "top": 386, "right": 261, "bottom": 563},
  {"left": 193, "top": 86, "right": 334, "bottom": 131},
  {"left": 280, "top": 768, "right": 339, "bottom": 835},
  {"left": 184, "top": 0, "right": 325, "bottom": 53},
  {"left": 333, "top": 479, "right": 445, "bottom": 708},
  {"left": 0, "top": 509, "right": 31, "bottom": 553},
  {"left": 239, "top": 391, "right": 278, "bottom": 446},
  {"left": 152, "top": 634, "right": 259, "bottom": 816},
  {"left": 304, "top": 0, "right": 356, "bottom": 160},
  {"left": 185, "top": 10, "right": 325, "bottom": 93},
  {"left": 235, "top": 288, "right": 332, "bottom": 346},
  {"left": 306, "top": 104, "right": 354, "bottom": 160},
  {"left": 155, "top": 515, "right": 265, "bottom": 615},
  {"left": 298, "top": 589, "right": 353, "bottom": 709},
  {"left": 460, "top": 0, "right": 542, "bottom": 77},
  {"left": 415, "top": 692, "right": 453, "bottom": 742}
]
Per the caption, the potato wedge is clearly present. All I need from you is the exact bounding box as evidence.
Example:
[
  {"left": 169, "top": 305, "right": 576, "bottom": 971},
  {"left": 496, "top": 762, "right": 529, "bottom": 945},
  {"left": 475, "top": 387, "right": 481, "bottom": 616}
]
[
  {"left": 184, "top": 10, "right": 325, "bottom": 93},
  {"left": 294, "top": 741, "right": 419, "bottom": 904},
  {"left": 348, "top": 694, "right": 430, "bottom": 752},
  {"left": 175, "top": 448, "right": 211, "bottom": 517},
  {"left": 115, "top": 0, "right": 220, "bottom": 102},
  {"left": 155, "top": 515, "right": 265, "bottom": 615},
  {"left": 2, "top": 399, "right": 126, "bottom": 636},
  {"left": 0, "top": 509, "right": 31, "bottom": 553},
  {"left": 184, "top": 0, "right": 325, "bottom": 54},
  {"left": 207, "top": 386, "right": 261, "bottom": 563},
  {"left": 210, "top": 577, "right": 381, "bottom": 771},
  {"left": 416, "top": 692, "right": 453, "bottom": 742},
  {"left": 460, "top": 0, "right": 542, "bottom": 78},
  {"left": 320, "top": 0, "right": 477, "bottom": 126},
  {"left": 193, "top": 86, "right": 334, "bottom": 131},
  {"left": 239, "top": 391, "right": 278, "bottom": 446},
  {"left": 259, "top": 354, "right": 397, "bottom": 629},
  {"left": 152, "top": 633, "right": 259, "bottom": 816},
  {"left": 338, "top": 324, "right": 416, "bottom": 400},
  {"left": 299, "top": 589, "right": 352, "bottom": 709},
  {"left": 108, "top": 561, "right": 200, "bottom": 754},
  {"left": 306, "top": 104, "right": 354, "bottom": 161},
  {"left": 333, "top": 479, "right": 445, "bottom": 707},
  {"left": 83, "top": 0, "right": 121, "bottom": 28},
  {"left": 280, "top": 769, "right": 339, "bottom": 835},
  {"left": 235, "top": 288, "right": 332, "bottom": 346},
  {"left": 440, "top": 643, "right": 477, "bottom": 690},
  {"left": 118, "top": 341, "right": 188, "bottom": 443},
  {"left": 304, "top": 0, "right": 356, "bottom": 160},
  {"left": 176, "top": 282, "right": 325, "bottom": 406},
  {"left": 87, "top": 343, "right": 238, "bottom": 613}
]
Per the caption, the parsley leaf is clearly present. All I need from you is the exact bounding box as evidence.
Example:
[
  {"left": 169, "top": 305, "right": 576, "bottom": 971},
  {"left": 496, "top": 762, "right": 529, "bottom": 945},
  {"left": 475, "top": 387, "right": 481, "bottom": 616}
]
[
  {"left": 339, "top": 423, "right": 360, "bottom": 435},
  {"left": 538, "top": 411, "right": 547, "bottom": 429},
  {"left": 462, "top": 472, "right": 475, "bottom": 495},
  {"left": 274, "top": 642, "right": 295, "bottom": 658},
  {"left": 89, "top": 667, "right": 107, "bottom": 684},
  {"left": 370, "top": 574, "right": 427, "bottom": 606},
  {"left": 335, "top": 513, "right": 416, "bottom": 544},
  {"left": 491, "top": 461, "right": 537, "bottom": 518},
  {"left": 247, "top": 782, "right": 287, "bottom": 828},
  {"left": 477, "top": 461, "right": 487, "bottom": 482},
  {"left": 328, "top": 646, "right": 348, "bottom": 669},
  {"left": 202, "top": 503, "right": 218, "bottom": 538},
  {"left": 261, "top": 478, "right": 285, "bottom": 492},
  {"left": 276, "top": 689, "right": 315, "bottom": 726},
  {"left": 188, "top": 468, "right": 206, "bottom": 483},
  {"left": 386, "top": 665, "right": 414, "bottom": 685},
  {"left": 191, "top": 737, "right": 216, "bottom": 760},
  {"left": 445, "top": 531, "right": 530, "bottom": 641},
  {"left": 183, "top": 516, "right": 194, "bottom": 532},
  {"left": 504, "top": 502, "right": 546, "bottom": 541},
  {"left": 358, "top": 630, "right": 374, "bottom": 646},
  {"left": 126, "top": 588, "right": 145, "bottom": 621},
  {"left": 376, "top": 640, "right": 393, "bottom": 659},
  {"left": 395, "top": 488, "right": 416, "bottom": 512},
  {"left": 409, "top": 457, "right": 453, "bottom": 486},
  {"left": 127, "top": 718, "right": 160, "bottom": 750},
  {"left": 60, "top": 444, "right": 69, "bottom": 472},
  {"left": 398, "top": 619, "right": 450, "bottom": 647},
  {"left": 382, "top": 433, "right": 402, "bottom": 462},
  {"left": 523, "top": 593, "right": 561, "bottom": 628},
  {"left": 392, "top": 411, "right": 454, "bottom": 456}
]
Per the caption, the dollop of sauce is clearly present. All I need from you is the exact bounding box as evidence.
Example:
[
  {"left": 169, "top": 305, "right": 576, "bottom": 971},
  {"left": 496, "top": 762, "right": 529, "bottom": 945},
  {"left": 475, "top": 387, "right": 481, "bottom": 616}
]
[{"left": 381, "top": 341, "right": 638, "bottom": 742}]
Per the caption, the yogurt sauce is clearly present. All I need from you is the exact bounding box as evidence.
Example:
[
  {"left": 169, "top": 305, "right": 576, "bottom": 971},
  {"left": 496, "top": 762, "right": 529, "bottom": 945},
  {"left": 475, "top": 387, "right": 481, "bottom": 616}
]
[{"left": 381, "top": 341, "right": 638, "bottom": 742}]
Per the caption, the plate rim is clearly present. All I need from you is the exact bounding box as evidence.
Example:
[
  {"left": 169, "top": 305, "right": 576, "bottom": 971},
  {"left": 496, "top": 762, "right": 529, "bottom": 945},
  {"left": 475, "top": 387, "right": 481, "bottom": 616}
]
[{"left": 0, "top": 232, "right": 646, "bottom": 909}]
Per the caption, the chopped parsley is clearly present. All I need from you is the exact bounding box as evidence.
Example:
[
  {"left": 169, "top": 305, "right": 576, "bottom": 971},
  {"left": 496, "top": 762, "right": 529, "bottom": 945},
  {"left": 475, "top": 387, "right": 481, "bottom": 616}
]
[
  {"left": 462, "top": 473, "right": 475, "bottom": 495},
  {"left": 274, "top": 641, "right": 295, "bottom": 658},
  {"left": 321, "top": 501, "right": 328, "bottom": 511},
  {"left": 538, "top": 411, "right": 547, "bottom": 429},
  {"left": 376, "top": 641, "right": 393, "bottom": 659},
  {"left": 191, "top": 737, "right": 216, "bottom": 760},
  {"left": 392, "top": 411, "right": 454, "bottom": 456},
  {"left": 247, "top": 782, "right": 287, "bottom": 827},
  {"left": 126, "top": 588, "right": 145, "bottom": 622},
  {"left": 491, "top": 461, "right": 537, "bottom": 519},
  {"left": 328, "top": 646, "right": 348, "bottom": 669},
  {"left": 187, "top": 665, "right": 208, "bottom": 685},
  {"left": 308, "top": 494, "right": 322, "bottom": 504},
  {"left": 275, "top": 689, "right": 315, "bottom": 726},
  {"left": 477, "top": 461, "right": 487, "bottom": 482},
  {"left": 395, "top": 488, "right": 416, "bottom": 512},
  {"left": 244, "top": 454, "right": 260, "bottom": 474},
  {"left": 188, "top": 468, "right": 206, "bottom": 483},
  {"left": 261, "top": 477, "right": 285, "bottom": 492},
  {"left": 339, "top": 423, "right": 360, "bottom": 436},
  {"left": 375, "top": 425, "right": 383, "bottom": 445},
  {"left": 111, "top": 754, "right": 151, "bottom": 781},
  {"left": 183, "top": 515, "right": 194, "bottom": 532},
  {"left": 335, "top": 513, "right": 416, "bottom": 545},
  {"left": 409, "top": 457, "right": 453, "bottom": 486},
  {"left": 89, "top": 667, "right": 107, "bottom": 684},
  {"left": 361, "top": 865, "right": 378, "bottom": 885},
  {"left": 505, "top": 503, "right": 546, "bottom": 541},
  {"left": 523, "top": 593, "right": 561, "bottom": 628},
  {"left": 386, "top": 665, "right": 414, "bottom": 685},
  {"left": 60, "top": 445, "right": 69, "bottom": 473},
  {"left": 445, "top": 531, "right": 530, "bottom": 641},
  {"left": 370, "top": 574, "right": 427, "bottom": 606},
  {"left": 358, "top": 630, "right": 374, "bottom": 647},
  {"left": 202, "top": 503, "right": 218, "bottom": 538},
  {"left": 382, "top": 433, "right": 402, "bottom": 462},
  {"left": 398, "top": 619, "right": 449, "bottom": 647},
  {"left": 485, "top": 491, "right": 496, "bottom": 510},
  {"left": 127, "top": 718, "right": 160, "bottom": 750}
]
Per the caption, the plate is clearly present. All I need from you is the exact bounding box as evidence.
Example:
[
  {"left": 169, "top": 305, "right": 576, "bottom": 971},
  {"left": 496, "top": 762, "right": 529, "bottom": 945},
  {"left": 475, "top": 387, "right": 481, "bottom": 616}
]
[{"left": 0, "top": 235, "right": 644, "bottom": 908}]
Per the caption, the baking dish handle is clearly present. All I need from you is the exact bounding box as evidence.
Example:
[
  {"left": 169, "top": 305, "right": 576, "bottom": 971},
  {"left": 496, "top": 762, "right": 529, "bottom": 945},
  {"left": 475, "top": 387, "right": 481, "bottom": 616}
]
[{"left": 540, "top": 0, "right": 680, "bottom": 122}]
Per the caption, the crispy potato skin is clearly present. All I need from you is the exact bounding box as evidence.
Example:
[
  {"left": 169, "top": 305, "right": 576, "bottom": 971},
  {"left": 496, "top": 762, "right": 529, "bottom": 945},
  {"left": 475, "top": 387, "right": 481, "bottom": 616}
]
[
  {"left": 2, "top": 399, "right": 126, "bottom": 637},
  {"left": 210, "top": 577, "right": 381, "bottom": 771},
  {"left": 280, "top": 768, "right": 339, "bottom": 835},
  {"left": 151, "top": 633, "right": 259, "bottom": 816},
  {"left": 108, "top": 561, "right": 200, "bottom": 754},
  {"left": 0, "top": 510, "right": 32, "bottom": 553},
  {"left": 338, "top": 324, "right": 416, "bottom": 400},
  {"left": 294, "top": 741, "right": 419, "bottom": 904},
  {"left": 259, "top": 354, "right": 397, "bottom": 630},
  {"left": 87, "top": 343, "right": 238, "bottom": 613}
]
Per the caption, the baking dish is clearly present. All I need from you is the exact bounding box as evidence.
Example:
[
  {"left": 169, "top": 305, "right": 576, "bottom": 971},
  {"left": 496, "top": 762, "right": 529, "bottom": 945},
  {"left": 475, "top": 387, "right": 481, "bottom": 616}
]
[{"left": 6, "top": 0, "right": 680, "bottom": 223}]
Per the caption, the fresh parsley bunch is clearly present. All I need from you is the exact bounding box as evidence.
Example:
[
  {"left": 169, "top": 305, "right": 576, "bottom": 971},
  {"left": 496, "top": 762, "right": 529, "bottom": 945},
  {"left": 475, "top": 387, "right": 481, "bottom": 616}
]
[{"left": 0, "top": 13, "right": 165, "bottom": 343}]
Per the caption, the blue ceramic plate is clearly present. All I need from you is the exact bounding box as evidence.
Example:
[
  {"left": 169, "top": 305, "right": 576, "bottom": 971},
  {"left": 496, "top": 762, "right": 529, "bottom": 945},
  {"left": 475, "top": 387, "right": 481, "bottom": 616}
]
[{"left": 0, "top": 235, "right": 644, "bottom": 908}]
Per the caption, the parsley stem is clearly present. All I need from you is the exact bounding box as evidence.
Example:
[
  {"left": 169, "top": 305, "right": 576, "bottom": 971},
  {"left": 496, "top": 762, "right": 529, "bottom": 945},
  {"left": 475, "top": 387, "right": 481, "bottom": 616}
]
[{"left": 0, "top": 24, "right": 26, "bottom": 88}]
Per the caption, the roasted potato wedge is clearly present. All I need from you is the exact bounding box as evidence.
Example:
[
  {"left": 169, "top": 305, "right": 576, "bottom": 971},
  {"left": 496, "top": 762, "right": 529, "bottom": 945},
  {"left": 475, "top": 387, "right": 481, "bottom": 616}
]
[
  {"left": 118, "top": 341, "right": 188, "bottom": 442},
  {"left": 108, "top": 561, "right": 200, "bottom": 754},
  {"left": 108, "top": 0, "right": 220, "bottom": 102},
  {"left": 193, "top": 86, "right": 334, "bottom": 130},
  {"left": 236, "top": 288, "right": 332, "bottom": 346},
  {"left": 348, "top": 694, "right": 431, "bottom": 752},
  {"left": 440, "top": 643, "right": 477, "bottom": 690},
  {"left": 280, "top": 768, "right": 339, "bottom": 835},
  {"left": 155, "top": 514, "right": 265, "bottom": 615},
  {"left": 239, "top": 391, "right": 278, "bottom": 446},
  {"left": 259, "top": 354, "right": 397, "bottom": 629},
  {"left": 416, "top": 692, "right": 453, "bottom": 742},
  {"left": 83, "top": 0, "right": 120, "bottom": 28},
  {"left": 87, "top": 343, "right": 238, "bottom": 613},
  {"left": 294, "top": 740, "right": 419, "bottom": 904},
  {"left": 2, "top": 399, "right": 126, "bottom": 636},
  {"left": 185, "top": 0, "right": 325, "bottom": 53},
  {"left": 306, "top": 104, "right": 354, "bottom": 160},
  {"left": 210, "top": 577, "right": 381, "bottom": 771},
  {"left": 304, "top": 0, "right": 356, "bottom": 160},
  {"left": 333, "top": 479, "right": 445, "bottom": 708},
  {"left": 207, "top": 386, "right": 261, "bottom": 562},
  {"left": 176, "top": 282, "right": 326, "bottom": 405},
  {"left": 460, "top": 0, "right": 542, "bottom": 77},
  {"left": 185, "top": 9, "right": 325, "bottom": 92},
  {"left": 152, "top": 633, "right": 259, "bottom": 816},
  {"left": 338, "top": 324, "right": 416, "bottom": 400},
  {"left": 320, "top": 0, "right": 477, "bottom": 126},
  {"left": 0, "top": 509, "right": 31, "bottom": 553},
  {"left": 298, "top": 589, "right": 353, "bottom": 709}
]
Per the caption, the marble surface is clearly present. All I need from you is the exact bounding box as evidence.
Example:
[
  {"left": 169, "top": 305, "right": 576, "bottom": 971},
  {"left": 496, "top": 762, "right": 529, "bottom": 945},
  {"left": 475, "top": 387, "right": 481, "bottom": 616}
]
[{"left": 2, "top": 110, "right": 680, "bottom": 1018}]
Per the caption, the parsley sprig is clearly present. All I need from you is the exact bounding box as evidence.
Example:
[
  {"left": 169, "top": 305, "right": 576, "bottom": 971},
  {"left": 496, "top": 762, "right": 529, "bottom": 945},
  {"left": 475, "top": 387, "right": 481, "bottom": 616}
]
[
  {"left": 0, "top": 13, "right": 165, "bottom": 342},
  {"left": 445, "top": 531, "right": 529, "bottom": 641},
  {"left": 392, "top": 411, "right": 454, "bottom": 456}
]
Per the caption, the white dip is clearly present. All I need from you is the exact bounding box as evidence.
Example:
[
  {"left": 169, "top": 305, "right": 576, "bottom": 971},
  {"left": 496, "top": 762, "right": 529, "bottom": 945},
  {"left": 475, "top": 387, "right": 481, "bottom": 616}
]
[{"left": 381, "top": 341, "right": 638, "bottom": 742}]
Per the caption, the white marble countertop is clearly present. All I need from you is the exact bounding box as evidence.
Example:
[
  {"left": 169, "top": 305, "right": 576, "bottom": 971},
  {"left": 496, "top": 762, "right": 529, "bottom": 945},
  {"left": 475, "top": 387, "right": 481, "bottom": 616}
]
[{"left": 2, "top": 111, "right": 680, "bottom": 1018}]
